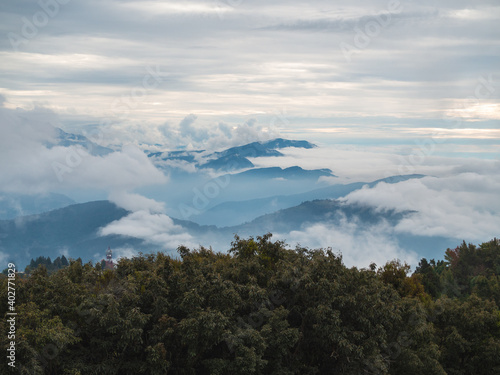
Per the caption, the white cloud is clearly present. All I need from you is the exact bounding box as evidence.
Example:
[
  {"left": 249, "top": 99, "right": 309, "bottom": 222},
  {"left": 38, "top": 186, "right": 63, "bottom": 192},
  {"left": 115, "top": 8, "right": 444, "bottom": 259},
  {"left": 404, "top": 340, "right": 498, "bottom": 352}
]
[
  {"left": 120, "top": 1, "right": 234, "bottom": 16},
  {"left": 108, "top": 114, "right": 281, "bottom": 153},
  {"left": 275, "top": 219, "right": 418, "bottom": 268},
  {"left": 108, "top": 191, "right": 166, "bottom": 214},
  {"left": 0, "top": 106, "right": 58, "bottom": 155},
  {"left": 0, "top": 106, "right": 167, "bottom": 194},
  {"left": 110, "top": 247, "right": 138, "bottom": 261},
  {"left": 102, "top": 183, "right": 196, "bottom": 251},
  {"left": 58, "top": 247, "right": 70, "bottom": 258},
  {"left": 249, "top": 145, "right": 500, "bottom": 183},
  {"left": 99, "top": 210, "right": 195, "bottom": 249},
  {"left": 92, "top": 247, "right": 139, "bottom": 263},
  {"left": 342, "top": 172, "right": 500, "bottom": 242},
  {"left": 249, "top": 146, "right": 414, "bottom": 182},
  {"left": 153, "top": 115, "right": 281, "bottom": 152}
]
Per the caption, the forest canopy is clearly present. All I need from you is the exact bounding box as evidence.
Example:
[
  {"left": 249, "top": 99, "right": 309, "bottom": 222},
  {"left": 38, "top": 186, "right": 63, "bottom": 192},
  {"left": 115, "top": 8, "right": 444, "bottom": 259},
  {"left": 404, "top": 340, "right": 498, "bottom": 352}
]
[{"left": 1, "top": 235, "right": 500, "bottom": 374}]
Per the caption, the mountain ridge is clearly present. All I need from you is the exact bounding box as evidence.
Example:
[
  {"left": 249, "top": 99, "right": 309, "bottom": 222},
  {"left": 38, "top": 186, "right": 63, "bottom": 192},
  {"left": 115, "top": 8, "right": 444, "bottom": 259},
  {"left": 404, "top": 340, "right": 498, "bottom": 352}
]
[
  {"left": 148, "top": 138, "right": 317, "bottom": 172},
  {"left": 47, "top": 128, "right": 114, "bottom": 156},
  {"left": 0, "top": 174, "right": 442, "bottom": 270},
  {"left": 191, "top": 174, "right": 425, "bottom": 226}
]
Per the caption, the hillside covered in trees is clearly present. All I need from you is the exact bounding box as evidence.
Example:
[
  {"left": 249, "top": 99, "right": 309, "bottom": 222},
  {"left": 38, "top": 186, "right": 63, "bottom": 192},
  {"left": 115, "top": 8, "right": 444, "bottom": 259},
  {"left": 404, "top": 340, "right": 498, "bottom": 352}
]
[{"left": 1, "top": 235, "right": 500, "bottom": 374}]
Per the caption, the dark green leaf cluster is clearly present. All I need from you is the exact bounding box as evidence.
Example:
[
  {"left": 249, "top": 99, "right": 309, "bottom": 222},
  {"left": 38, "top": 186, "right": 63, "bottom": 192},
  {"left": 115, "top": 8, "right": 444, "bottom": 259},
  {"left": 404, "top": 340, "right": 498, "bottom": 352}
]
[
  {"left": 415, "top": 238, "right": 500, "bottom": 303},
  {"left": 1, "top": 235, "right": 499, "bottom": 374}
]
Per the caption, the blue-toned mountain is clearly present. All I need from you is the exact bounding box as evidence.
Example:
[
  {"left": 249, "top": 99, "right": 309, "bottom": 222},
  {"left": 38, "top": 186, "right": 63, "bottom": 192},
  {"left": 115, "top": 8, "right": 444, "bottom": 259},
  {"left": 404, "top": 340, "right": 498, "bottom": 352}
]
[
  {"left": 47, "top": 128, "right": 114, "bottom": 156},
  {"left": 147, "top": 138, "right": 317, "bottom": 172}
]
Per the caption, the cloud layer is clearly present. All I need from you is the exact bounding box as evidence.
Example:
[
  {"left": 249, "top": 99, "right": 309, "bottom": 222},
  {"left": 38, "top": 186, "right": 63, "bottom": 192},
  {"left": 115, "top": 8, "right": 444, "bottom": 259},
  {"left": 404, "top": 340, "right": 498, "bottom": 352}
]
[
  {"left": 101, "top": 191, "right": 195, "bottom": 253},
  {"left": 276, "top": 220, "right": 418, "bottom": 269},
  {"left": 0, "top": 106, "right": 167, "bottom": 195},
  {"left": 99, "top": 210, "right": 195, "bottom": 249},
  {"left": 342, "top": 173, "right": 500, "bottom": 242}
]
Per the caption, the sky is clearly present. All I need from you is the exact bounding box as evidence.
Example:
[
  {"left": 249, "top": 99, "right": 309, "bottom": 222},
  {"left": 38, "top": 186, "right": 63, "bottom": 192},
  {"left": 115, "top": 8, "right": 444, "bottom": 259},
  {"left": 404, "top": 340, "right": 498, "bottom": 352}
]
[
  {"left": 0, "top": 0, "right": 499, "bottom": 153},
  {"left": 0, "top": 0, "right": 499, "bottom": 267}
]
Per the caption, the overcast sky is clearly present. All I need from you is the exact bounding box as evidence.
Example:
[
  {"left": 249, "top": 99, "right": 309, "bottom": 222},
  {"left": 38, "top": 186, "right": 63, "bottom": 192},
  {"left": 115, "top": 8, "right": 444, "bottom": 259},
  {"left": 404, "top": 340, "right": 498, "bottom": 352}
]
[{"left": 0, "top": 0, "right": 499, "bottom": 153}]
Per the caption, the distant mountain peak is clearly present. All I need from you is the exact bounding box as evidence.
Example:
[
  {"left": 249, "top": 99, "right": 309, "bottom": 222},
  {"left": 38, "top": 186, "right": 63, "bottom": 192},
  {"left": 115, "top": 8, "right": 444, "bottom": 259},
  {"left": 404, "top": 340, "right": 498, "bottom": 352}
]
[
  {"left": 46, "top": 128, "right": 114, "bottom": 156},
  {"left": 261, "top": 138, "right": 316, "bottom": 150},
  {"left": 216, "top": 142, "right": 283, "bottom": 159},
  {"left": 148, "top": 138, "right": 318, "bottom": 172},
  {"left": 233, "top": 166, "right": 335, "bottom": 180}
]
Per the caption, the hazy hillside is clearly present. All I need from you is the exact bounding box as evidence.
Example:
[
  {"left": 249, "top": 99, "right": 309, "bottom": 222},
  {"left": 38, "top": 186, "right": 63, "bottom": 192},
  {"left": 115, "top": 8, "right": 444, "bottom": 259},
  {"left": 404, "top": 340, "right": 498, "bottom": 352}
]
[
  {"left": 224, "top": 199, "right": 409, "bottom": 234},
  {"left": 0, "top": 186, "right": 456, "bottom": 271},
  {"left": 0, "top": 192, "right": 75, "bottom": 220},
  {"left": 0, "top": 201, "right": 142, "bottom": 267},
  {"left": 48, "top": 128, "right": 114, "bottom": 156},
  {"left": 191, "top": 174, "right": 425, "bottom": 226}
]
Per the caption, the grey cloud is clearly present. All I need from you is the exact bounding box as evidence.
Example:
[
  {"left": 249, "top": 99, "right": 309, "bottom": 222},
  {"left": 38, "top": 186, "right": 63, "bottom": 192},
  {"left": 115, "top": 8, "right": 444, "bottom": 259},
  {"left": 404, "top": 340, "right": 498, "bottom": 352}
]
[
  {"left": 262, "top": 10, "right": 438, "bottom": 33},
  {"left": 108, "top": 191, "right": 166, "bottom": 214}
]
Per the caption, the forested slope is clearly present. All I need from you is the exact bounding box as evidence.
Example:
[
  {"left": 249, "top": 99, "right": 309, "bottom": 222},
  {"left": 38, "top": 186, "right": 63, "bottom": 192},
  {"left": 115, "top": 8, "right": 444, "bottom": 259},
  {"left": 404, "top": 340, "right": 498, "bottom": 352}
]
[{"left": 1, "top": 235, "right": 499, "bottom": 374}]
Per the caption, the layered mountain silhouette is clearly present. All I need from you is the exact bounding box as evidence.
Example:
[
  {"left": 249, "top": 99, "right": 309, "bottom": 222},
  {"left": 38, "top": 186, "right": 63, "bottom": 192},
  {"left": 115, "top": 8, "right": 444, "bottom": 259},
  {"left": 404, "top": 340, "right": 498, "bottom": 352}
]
[
  {"left": 47, "top": 128, "right": 114, "bottom": 156},
  {"left": 0, "top": 174, "right": 453, "bottom": 271},
  {"left": 148, "top": 138, "right": 317, "bottom": 172},
  {"left": 191, "top": 174, "right": 425, "bottom": 226},
  {"left": 0, "top": 132, "right": 455, "bottom": 270},
  {"left": 0, "top": 201, "right": 138, "bottom": 268}
]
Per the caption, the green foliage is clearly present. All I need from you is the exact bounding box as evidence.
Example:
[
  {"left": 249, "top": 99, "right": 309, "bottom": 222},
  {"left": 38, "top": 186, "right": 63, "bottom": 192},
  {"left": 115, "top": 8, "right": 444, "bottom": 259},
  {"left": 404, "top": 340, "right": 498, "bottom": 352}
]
[
  {"left": 433, "top": 295, "right": 500, "bottom": 374},
  {"left": 415, "top": 258, "right": 442, "bottom": 298},
  {"left": 378, "top": 260, "right": 430, "bottom": 304},
  {"left": 417, "top": 238, "right": 500, "bottom": 299},
  {"left": 2, "top": 235, "right": 499, "bottom": 374}
]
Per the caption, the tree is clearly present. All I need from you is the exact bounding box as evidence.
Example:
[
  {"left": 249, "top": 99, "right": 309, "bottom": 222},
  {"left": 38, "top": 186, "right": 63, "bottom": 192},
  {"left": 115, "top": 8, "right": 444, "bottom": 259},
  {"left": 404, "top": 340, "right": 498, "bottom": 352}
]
[
  {"left": 415, "top": 258, "right": 442, "bottom": 298},
  {"left": 433, "top": 295, "right": 500, "bottom": 374},
  {"left": 4, "top": 236, "right": 500, "bottom": 374},
  {"left": 378, "top": 260, "right": 429, "bottom": 302}
]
